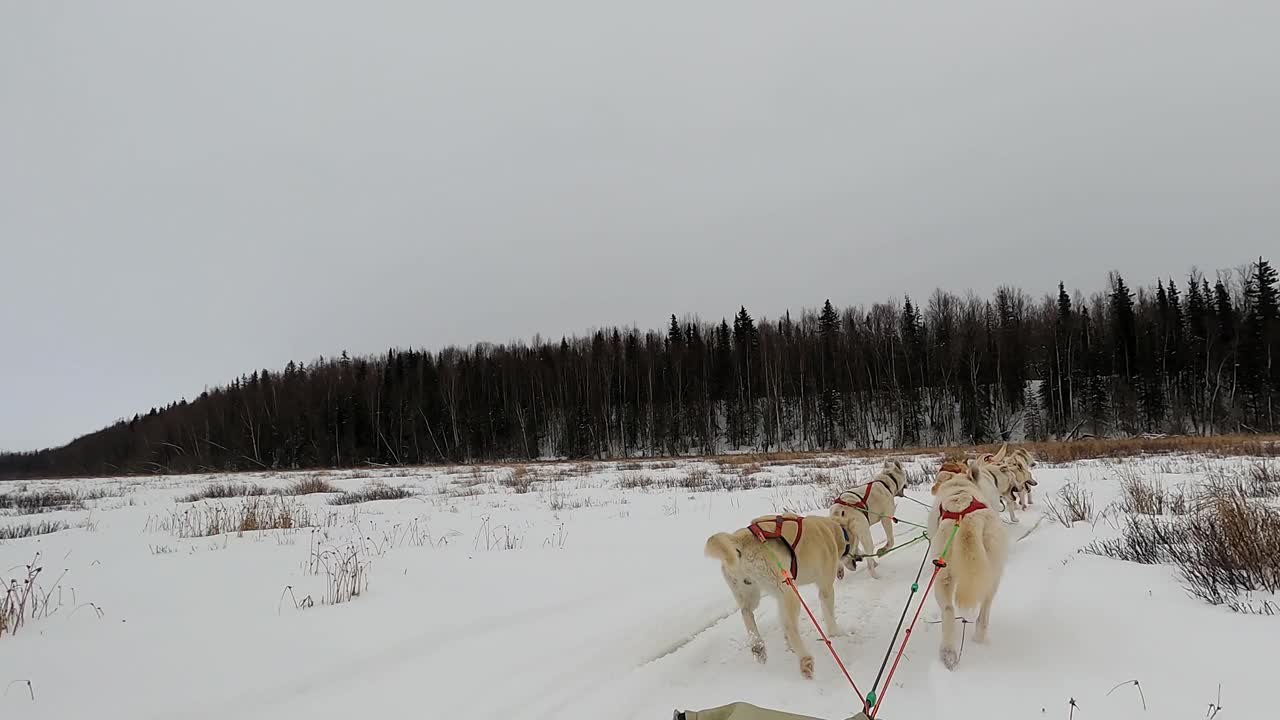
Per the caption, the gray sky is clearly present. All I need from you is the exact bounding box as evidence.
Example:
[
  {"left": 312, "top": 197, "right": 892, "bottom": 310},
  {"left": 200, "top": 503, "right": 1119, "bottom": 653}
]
[{"left": 3, "top": 1, "right": 1279, "bottom": 452}]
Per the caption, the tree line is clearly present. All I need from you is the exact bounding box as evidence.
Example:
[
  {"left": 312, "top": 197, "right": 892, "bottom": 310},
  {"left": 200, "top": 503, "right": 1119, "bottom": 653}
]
[{"left": 2, "top": 257, "right": 1277, "bottom": 479}]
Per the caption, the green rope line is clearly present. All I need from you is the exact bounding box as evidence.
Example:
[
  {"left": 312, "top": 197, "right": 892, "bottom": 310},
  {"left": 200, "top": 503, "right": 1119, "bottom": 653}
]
[
  {"left": 902, "top": 495, "right": 932, "bottom": 509},
  {"left": 936, "top": 521, "right": 961, "bottom": 563},
  {"left": 864, "top": 532, "right": 928, "bottom": 559}
]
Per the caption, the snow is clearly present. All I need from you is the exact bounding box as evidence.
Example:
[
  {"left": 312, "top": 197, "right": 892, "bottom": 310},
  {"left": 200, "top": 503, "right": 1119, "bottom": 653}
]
[{"left": 0, "top": 456, "right": 1273, "bottom": 720}]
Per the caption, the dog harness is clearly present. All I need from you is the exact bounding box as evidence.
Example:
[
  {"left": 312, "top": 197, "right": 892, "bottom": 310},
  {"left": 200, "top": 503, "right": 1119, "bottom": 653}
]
[
  {"left": 939, "top": 498, "right": 987, "bottom": 522},
  {"left": 748, "top": 514, "right": 804, "bottom": 580},
  {"left": 747, "top": 514, "right": 851, "bottom": 580},
  {"left": 832, "top": 476, "right": 900, "bottom": 515}
]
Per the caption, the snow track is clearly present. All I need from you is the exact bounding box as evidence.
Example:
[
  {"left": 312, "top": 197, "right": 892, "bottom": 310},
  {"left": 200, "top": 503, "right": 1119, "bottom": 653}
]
[{"left": 0, "top": 457, "right": 1273, "bottom": 719}]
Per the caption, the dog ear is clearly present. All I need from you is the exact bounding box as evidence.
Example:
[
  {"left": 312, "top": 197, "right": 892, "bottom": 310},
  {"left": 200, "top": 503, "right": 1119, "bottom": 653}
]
[
  {"left": 968, "top": 461, "right": 983, "bottom": 484},
  {"left": 993, "top": 443, "right": 1008, "bottom": 462}
]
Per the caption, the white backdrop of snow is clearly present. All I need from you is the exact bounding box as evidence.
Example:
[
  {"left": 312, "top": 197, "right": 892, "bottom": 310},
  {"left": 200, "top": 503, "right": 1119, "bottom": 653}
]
[{"left": 0, "top": 455, "right": 1271, "bottom": 719}]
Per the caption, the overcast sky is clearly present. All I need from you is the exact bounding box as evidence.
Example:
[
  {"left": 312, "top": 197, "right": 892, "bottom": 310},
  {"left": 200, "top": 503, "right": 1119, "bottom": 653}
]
[{"left": 3, "top": 2, "right": 1278, "bottom": 452}]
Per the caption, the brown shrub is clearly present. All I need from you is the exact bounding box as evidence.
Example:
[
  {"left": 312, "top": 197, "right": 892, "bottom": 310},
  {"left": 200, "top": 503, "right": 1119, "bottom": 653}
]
[
  {"left": 1086, "top": 480, "right": 1280, "bottom": 610},
  {"left": 329, "top": 483, "right": 413, "bottom": 505},
  {"left": 0, "top": 520, "right": 69, "bottom": 540},
  {"left": 152, "top": 496, "right": 315, "bottom": 538},
  {"left": 1045, "top": 483, "right": 1096, "bottom": 527},
  {"left": 619, "top": 471, "right": 654, "bottom": 490},
  {"left": 284, "top": 476, "right": 339, "bottom": 495},
  {"left": 677, "top": 468, "right": 712, "bottom": 489},
  {"left": 179, "top": 482, "right": 269, "bottom": 503},
  {"left": 504, "top": 465, "right": 534, "bottom": 493}
]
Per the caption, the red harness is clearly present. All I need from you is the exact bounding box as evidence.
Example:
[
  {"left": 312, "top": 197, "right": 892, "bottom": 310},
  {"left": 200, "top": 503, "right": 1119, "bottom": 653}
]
[
  {"left": 748, "top": 515, "right": 804, "bottom": 580},
  {"left": 832, "top": 477, "right": 899, "bottom": 515},
  {"left": 832, "top": 490, "right": 870, "bottom": 513},
  {"left": 939, "top": 498, "right": 987, "bottom": 522}
]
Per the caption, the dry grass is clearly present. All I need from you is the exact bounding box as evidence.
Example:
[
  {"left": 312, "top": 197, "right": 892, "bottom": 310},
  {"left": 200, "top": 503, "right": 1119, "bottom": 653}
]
[
  {"left": 1045, "top": 482, "right": 1096, "bottom": 527},
  {"left": 1244, "top": 462, "right": 1280, "bottom": 499},
  {"left": 1003, "top": 434, "right": 1279, "bottom": 464},
  {"left": 284, "top": 476, "right": 339, "bottom": 495},
  {"left": 0, "top": 520, "right": 69, "bottom": 541},
  {"left": 1, "top": 561, "right": 41, "bottom": 638},
  {"left": 1115, "top": 466, "right": 1187, "bottom": 516},
  {"left": 503, "top": 465, "right": 534, "bottom": 494},
  {"left": 0, "top": 487, "right": 113, "bottom": 515},
  {"left": 329, "top": 483, "right": 413, "bottom": 505},
  {"left": 179, "top": 482, "right": 270, "bottom": 503},
  {"left": 180, "top": 477, "right": 338, "bottom": 503},
  {"left": 678, "top": 467, "right": 712, "bottom": 489},
  {"left": 150, "top": 496, "right": 315, "bottom": 538},
  {"left": 619, "top": 471, "right": 654, "bottom": 490},
  {"left": 309, "top": 542, "right": 369, "bottom": 606},
  {"left": 1087, "top": 478, "right": 1280, "bottom": 610},
  {"left": 906, "top": 463, "right": 934, "bottom": 488}
]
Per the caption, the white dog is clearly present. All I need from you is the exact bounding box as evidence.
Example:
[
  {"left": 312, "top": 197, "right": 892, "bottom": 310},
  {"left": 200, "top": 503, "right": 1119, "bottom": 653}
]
[
  {"left": 1004, "top": 447, "right": 1038, "bottom": 506},
  {"left": 927, "top": 456, "right": 1010, "bottom": 670},
  {"left": 704, "top": 513, "right": 856, "bottom": 678},
  {"left": 828, "top": 460, "right": 908, "bottom": 579},
  {"left": 979, "top": 444, "right": 1032, "bottom": 523}
]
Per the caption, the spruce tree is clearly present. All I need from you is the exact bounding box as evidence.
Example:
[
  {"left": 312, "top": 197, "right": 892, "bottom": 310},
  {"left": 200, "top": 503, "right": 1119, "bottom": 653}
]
[
  {"left": 1242, "top": 257, "right": 1278, "bottom": 428},
  {"left": 1110, "top": 273, "right": 1138, "bottom": 379}
]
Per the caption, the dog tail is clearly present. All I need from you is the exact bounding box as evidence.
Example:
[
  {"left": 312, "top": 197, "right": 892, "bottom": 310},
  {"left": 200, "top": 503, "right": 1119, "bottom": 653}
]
[
  {"left": 949, "top": 511, "right": 993, "bottom": 611},
  {"left": 704, "top": 531, "right": 744, "bottom": 571}
]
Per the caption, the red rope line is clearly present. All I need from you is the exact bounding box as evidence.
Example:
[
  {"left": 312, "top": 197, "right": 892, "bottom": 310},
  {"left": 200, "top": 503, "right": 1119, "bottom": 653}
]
[
  {"left": 780, "top": 570, "right": 865, "bottom": 709},
  {"left": 869, "top": 560, "right": 945, "bottom": 718},
  {"left": 751, "top": 526, "right": 867, "bottom": 715}
]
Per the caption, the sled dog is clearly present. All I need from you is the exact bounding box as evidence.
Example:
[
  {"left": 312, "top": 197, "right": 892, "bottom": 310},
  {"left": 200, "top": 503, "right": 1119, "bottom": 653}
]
[
  {"left": 927, "top": 456, "right": 1009, "bottom": 670},
  {"left": 828, "top": 460, "right": 908, "bottom": 579},
  {"left": 979, "top": 444, "right": 1028, "bottom": 523},
  {"left": 704, "top": 513, "right": 856, "bottom": 678},
  {"left": 1005, "top": 447, "right": 1038, "bottom": 505}
]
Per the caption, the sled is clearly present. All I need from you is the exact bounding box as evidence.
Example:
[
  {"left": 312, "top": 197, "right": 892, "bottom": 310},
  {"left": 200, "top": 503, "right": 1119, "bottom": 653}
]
[{"left": 673, "top": 702, "right": 872, "bottom": 720}]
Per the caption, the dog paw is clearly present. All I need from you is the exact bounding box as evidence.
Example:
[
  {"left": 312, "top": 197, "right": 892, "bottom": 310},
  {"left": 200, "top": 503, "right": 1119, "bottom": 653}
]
[
  {"left": 799, "top": 656, "right": 815, "bottom": 679},
  {"left": 751, "top": 642, "right": 767, "bottom": 663},
  {"left": 940, "top": 646, "right": 960, "bottom": 670},
  {"left": 974, "top": 631, "right": 989, "bottom": 644},
  {"left": 827, "top": 625, "right": 846, "bottom": 638}
]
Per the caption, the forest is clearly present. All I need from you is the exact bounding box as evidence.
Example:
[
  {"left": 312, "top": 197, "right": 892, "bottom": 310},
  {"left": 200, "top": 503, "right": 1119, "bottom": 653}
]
[{"left": 2, "top": 258, "right": 1276, "bottom": 479}]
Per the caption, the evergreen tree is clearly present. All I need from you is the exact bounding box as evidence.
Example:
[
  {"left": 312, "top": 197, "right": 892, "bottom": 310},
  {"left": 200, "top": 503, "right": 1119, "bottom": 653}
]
[
  {"left": 1109, "top": 273, "right": 1138, "bottom": 379},
  {"left": 1242, "top": 257, "right": 1278, "bottom": 428}
]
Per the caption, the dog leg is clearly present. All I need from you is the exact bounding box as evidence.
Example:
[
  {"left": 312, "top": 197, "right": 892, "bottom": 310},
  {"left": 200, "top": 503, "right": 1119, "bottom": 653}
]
[
  {"left": 1006, "top": 496, "right": 1020, "bottom": 524},
  {"left": 819, "top": 579, "right": 843, "bottom": 637},
  {"left": 732, "top": 579, "right": 766, "bottom": 663},
  {"left": 975, "top": 592, "right": 993, "bottom": 644},
  {"left": 858, "top": 524, "right": 880, "bottom": 579},
  {"left": 879, "top": 515, "right": 895, "bottom": 554},
  {"left": 779, "top": 591, "right": 814, "bottom": 678},
  {"left": 935, "top": 575, "right": 960, "bottom": 670}
]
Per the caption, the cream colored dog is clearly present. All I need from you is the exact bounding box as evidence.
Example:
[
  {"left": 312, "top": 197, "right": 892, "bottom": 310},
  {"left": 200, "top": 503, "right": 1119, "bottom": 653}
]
[
  {"left": 704, "top": 513, "right": 855, "bottom": 678},
  {"left": 828, "top": 460, "right": 909, "bottom": 579},
  {"left": 927, "top": 457, "right": 1009, "bottom": 670},
  {"left": 1005, "top": 447, "right": 1038, "bottom": 505},
  {"left": 979, "top": 444, "right": 1029, "bottom": 523}
]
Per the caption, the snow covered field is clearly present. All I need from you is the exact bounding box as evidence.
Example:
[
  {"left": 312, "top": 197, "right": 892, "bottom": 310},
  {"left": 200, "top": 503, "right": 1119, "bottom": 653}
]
[{"left": 1, "top": 454, "right": 1273, "bottom": 720}]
